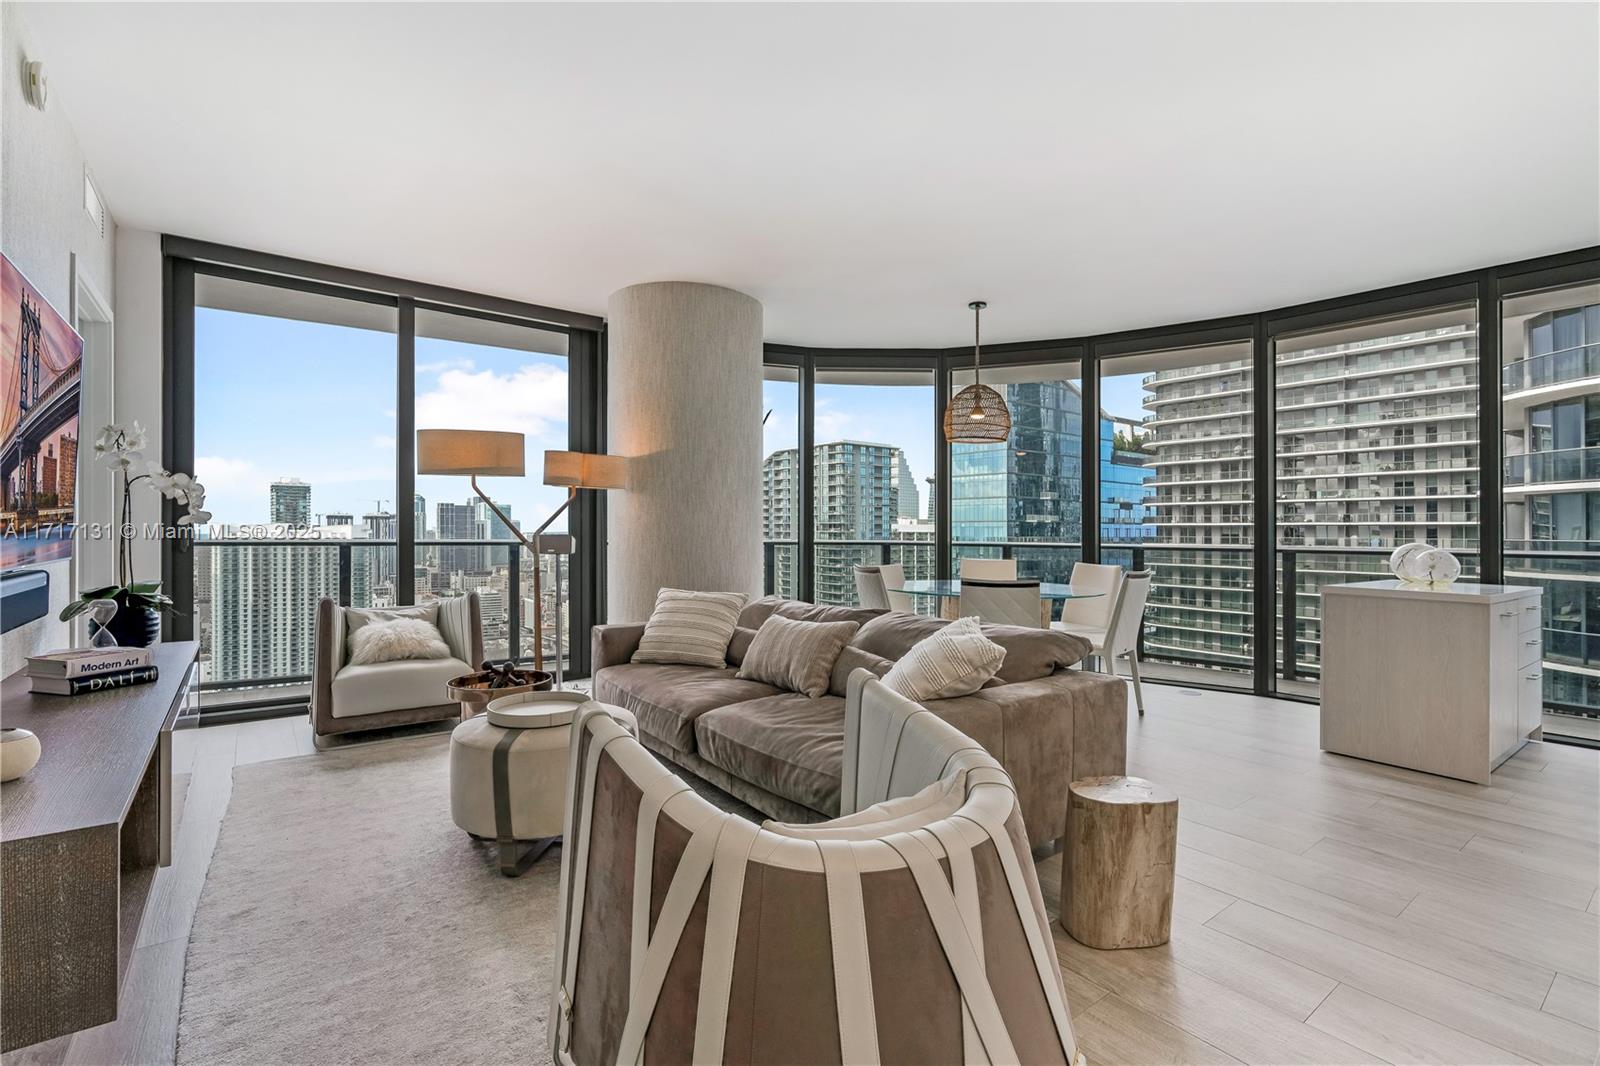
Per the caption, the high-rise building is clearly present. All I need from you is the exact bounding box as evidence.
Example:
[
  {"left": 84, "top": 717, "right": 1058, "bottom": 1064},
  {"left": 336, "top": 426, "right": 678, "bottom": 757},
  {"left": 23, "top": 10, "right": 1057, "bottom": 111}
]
[
  {"left": 325, "top": 512, "right": 354, "bottom": 526},
  {"left": 270, "top": 478, "right": 312, "bottom": 527},
  {"left": 363, "top": 511, "right": 397, "bottom": 588},
  {"left": 414, "top": 493, "right": 428, "bottom": 538},
  {"left": 1503, "top": 300, "right": 1600, "bottom": 721},
  {"left": 39, "top": 444, "right": 57, "bottom": 508},
  {"left": 762, "top": 447, "right": 801, "bottom": 596},
  {"left": 893, "top": 453, "right": 920, "bottom": 520},
  {"left": 208, "top": 524, "right": 337, "bottom": 683},
  {"left": 436, "top": 500, "right": 486, "bottom": 575},
  {"left": 56, "top": 433, "right": 76, "bottom": 510},
  {"left": 813, "top": 440, "right": 898, "bottom": 604}
]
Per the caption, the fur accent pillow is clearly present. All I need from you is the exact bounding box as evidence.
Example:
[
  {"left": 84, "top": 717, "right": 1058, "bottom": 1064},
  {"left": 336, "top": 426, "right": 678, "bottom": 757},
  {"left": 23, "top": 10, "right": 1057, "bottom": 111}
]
[
  {"left": 736, "top": 615, "right": 860, "bottom": 698},
  {"left": 882, "top": 615, "right": 1006, "bottom": 701},
  {"left": 347, "top": 617, "right": 452, "bottom": 666}
]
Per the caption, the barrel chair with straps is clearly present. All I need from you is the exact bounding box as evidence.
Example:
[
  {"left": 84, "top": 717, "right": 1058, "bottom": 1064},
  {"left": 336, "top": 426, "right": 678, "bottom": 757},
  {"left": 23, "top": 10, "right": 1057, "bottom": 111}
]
[{"left": 549, "top": 670, "right": 1084, "bottom": 1066}]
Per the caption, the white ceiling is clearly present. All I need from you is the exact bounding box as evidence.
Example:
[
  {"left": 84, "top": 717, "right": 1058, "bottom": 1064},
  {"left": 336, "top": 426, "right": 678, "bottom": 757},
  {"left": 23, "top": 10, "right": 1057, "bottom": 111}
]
[{"left": 19, "top": 2, "right": 1600, "bottom": 348}]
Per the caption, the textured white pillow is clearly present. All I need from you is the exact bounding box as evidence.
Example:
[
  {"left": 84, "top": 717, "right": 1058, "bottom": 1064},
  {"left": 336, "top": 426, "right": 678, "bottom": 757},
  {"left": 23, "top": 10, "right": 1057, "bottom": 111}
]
[
  {"left": 882, "top": 616, "right": 1006, "bottom": 700},
  {"left": 347, "top": 617, "right": 451, "bottom": 666},
  {"left": 632, "top": 588, "right": 748, "bottom": 668}
]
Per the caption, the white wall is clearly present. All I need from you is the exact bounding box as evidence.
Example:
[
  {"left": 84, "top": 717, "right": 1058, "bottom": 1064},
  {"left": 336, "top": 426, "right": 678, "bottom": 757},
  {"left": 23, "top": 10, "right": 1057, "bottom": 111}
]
[
  {"left": 1, "top": 3, "right": 118, "bottom": 675},
  {"left": 114, "top": 228, "right": 163, "bottom": 582}
]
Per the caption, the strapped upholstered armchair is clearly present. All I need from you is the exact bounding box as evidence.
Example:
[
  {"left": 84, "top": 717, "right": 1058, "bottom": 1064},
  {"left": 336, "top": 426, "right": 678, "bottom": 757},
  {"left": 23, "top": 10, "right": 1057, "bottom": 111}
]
[
  {"left": 309, "top": 593, "right": 483, "bottom": 739},
  {"left": 550, "top": 670, "right": 1083, "bottom": 1066}
]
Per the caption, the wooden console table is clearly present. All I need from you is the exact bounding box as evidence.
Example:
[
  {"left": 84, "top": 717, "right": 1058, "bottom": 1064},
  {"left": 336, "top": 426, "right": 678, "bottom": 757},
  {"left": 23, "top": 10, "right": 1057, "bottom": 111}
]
[{"left": 0, "top": 641, "right": 198, "bottom": 1052}]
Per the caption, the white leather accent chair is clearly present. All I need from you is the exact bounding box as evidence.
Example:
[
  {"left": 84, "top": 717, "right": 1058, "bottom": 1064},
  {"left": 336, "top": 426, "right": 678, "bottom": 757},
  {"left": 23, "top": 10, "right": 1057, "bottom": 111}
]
[
  {"left": 1056, "top": 562, "right": 1122, "bottom": 630},
  {"left": 1056, "top": 570, "right": 1153, "bottom": 716},
  {"left": 958, "top": 577, "right": 1045, "bottom": 628},
  {"left": 310, "top": 594, "right": 483, "bottom": 739},
  {"left": 854, "top": 562, "right": 913, "bottom": 613},
  {"left": 959, "top": 556, "right": 1017, "bottom": 580},
  {"left": 549, "top": 672, "right": 1084, "bottom": 1066}
]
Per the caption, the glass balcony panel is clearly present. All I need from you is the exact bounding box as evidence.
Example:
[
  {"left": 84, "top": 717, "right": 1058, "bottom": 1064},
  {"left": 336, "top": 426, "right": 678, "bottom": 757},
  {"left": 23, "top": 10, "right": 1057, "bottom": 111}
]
[{"left": 1502, "top": 281, "right": 1600, "bottom": 742}]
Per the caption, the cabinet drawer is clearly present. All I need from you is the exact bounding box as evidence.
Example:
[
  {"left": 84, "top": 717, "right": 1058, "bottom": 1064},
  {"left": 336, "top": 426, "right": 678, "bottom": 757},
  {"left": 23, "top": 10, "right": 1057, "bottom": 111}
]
[
  {"left": 1518, "top": 600, "right": 1542, "bottom": 636},
  {"left": 1518, "top": 667, "right": 1543, "bottom": 736},
  {"left": 1518, "top": 633, "right": 1544, "bottom": 669}
]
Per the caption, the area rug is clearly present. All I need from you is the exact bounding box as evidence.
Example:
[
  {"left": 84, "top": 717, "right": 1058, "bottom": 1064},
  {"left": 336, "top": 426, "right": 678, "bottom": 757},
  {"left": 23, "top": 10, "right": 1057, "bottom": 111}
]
[{"left": 176, "top": 734, "right": 559, "bottom": 1065}]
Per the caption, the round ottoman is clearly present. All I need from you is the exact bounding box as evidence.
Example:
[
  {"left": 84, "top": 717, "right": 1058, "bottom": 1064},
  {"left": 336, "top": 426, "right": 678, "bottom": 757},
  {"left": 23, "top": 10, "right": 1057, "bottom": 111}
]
[{"left": 450, "top": 690, "right": 588, "bottom": 876}]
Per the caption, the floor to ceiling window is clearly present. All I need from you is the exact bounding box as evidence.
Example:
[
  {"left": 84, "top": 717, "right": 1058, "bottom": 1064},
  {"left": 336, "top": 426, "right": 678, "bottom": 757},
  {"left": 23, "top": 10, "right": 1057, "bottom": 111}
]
[
  {"left": 760, "top": 365, "right": 801, "bottom": 598},
  {"left": 1273, "top": 301, "right": 1481, "bottom": 696},
  {"left": 172, "top": 242, "right": 602, "bottom": 715},
  {"left": 192, "top": 274, "right": 398, "bottom": 707},
  {"left": 950, "top": 360, "right": 1086, "bottom": 595},
  {"left": 810, "top": 367, "right": 935, "bottom": 605},
  {"left": 1501, "top": 281, "right": 1600, "bottom": 743},
  {"left": 1100, "top": 340, "right": 1254, "bottom": 688},
  {"left": 413, "top": 308, "right": 571, "bottom": 667}
]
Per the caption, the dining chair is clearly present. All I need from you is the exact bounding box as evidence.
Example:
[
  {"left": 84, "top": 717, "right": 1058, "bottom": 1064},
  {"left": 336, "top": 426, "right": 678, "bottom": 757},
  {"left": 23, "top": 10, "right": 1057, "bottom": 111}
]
[
  {"left": 1057, "top": 562, "right": 1122, "bottom": 629},
  {"left": 854, "top": 563, "right": 913, "bottom": 612},
  {"left": 1055, "top": 570, "right": 1153, "bottom": 715},
  {"left": 959, "top": 557, "right": 1017, "bottom": 580},
  {"left": 958, "top": 578, "right": 1044, "bottom": 628}
]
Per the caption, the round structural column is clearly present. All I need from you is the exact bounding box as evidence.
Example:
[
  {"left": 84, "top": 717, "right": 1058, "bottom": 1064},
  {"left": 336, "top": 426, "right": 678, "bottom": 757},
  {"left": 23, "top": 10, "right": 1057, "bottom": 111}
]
[{"left": 606, "top": 282, "right": 764, "bottom": 623}]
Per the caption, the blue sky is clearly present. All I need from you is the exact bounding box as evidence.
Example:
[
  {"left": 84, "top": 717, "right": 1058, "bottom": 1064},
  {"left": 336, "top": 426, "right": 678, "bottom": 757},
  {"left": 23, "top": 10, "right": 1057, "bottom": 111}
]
[
  {"left": 196, "top": 311, "right": 1152, "bottom": 531},
  {"left": 195, "top": 309, "right": 571, "bottom": 532}
]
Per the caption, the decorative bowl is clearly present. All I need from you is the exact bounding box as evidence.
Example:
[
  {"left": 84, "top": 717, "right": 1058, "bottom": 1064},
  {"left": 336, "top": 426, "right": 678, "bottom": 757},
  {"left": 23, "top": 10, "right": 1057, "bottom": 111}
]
[
  {"left": 446, "top": 668, "right": 553, "bottom": 719},
  {"left": 1, "top": 727, "right": 42, "bottom": 782}
]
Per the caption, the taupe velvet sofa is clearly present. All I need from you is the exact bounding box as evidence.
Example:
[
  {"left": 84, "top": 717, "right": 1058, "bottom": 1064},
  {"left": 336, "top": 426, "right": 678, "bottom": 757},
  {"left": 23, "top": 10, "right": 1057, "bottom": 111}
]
[{"left": 591, "top": 596, "right": 1127, "bottom": 848}]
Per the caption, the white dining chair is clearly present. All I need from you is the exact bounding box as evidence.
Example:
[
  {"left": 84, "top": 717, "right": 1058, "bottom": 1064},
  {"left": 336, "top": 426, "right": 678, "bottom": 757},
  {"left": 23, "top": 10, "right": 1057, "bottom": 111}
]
[
  {"left": 855, "top": 563, "right": 913, "bottom": 613},
  {"left": 958, "top": 578, "right": 1044, "bottom": 628},
  {"left": 959, "top": 557, "right": 1017, "bottom": 580},
  {"left": 1056, "top": 570, "right": 1153, "bottom": 716},
  {"left": 1057, "top": 562, "right": 1122, "bottom": 630}
]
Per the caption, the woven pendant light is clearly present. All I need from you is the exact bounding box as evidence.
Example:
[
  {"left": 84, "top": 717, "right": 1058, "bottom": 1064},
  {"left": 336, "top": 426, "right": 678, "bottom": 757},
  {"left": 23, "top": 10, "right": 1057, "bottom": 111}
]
[{"left": 944, "top": 300, "right": 1011, "bottom": 443}]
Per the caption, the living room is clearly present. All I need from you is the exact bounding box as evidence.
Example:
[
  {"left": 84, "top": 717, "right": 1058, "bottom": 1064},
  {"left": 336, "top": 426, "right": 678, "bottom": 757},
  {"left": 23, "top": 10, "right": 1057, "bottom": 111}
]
[{"left": 1, "top": 3, "right": 1597, "bottom": 1065}]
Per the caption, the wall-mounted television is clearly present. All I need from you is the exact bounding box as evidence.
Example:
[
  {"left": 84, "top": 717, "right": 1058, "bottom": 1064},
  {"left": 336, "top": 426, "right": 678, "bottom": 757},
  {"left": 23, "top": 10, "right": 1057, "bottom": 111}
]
[{"left": 2, "top": 252, "right": 84, "bottom": 571}]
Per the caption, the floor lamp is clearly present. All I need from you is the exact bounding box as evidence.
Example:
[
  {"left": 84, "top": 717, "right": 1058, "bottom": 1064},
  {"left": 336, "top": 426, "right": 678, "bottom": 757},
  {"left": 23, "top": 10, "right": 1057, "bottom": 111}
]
[{"left": 416, "top": 430, "right": 627, "bottom": 684}]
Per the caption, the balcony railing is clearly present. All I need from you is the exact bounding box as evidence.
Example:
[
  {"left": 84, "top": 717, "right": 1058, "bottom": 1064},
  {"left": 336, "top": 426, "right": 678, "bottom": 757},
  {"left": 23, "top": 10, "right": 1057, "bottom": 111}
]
[
  {"left": 1504, "top": 446, "right": 1600, "bottom": 487},
  {"left": 192, "top": 538, "right": 570, "bottom": 708},
  {"left": 1503, "top": 343, "right": 1600, "bottom": 395}
]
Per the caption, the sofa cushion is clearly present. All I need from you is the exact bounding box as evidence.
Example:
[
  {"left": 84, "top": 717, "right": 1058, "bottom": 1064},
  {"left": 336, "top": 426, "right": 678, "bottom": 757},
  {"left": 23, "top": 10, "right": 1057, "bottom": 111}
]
[
  {"left": 592, "top": 663, "right": 784, "bottom": 753},
  {"left": 726, "top": 626, "right": 759, "bottom": 667},
  {"left": 775, "top": 600, "right": 887, "bottom": 627},
  {"left": 736, "top": 596, "right": 789, "bottom": 630},
  {"left": 695, "top": 694, "right": 847, "bottom": 817},
  {"left": 883, "top": 616, "right": 1006, "bottom": 700},
  {"left": 330, "top": 656, "right": 468, "bottom": 719},
  {"left": 828, "top": 645, "right": 895, "bottom": 697},
  {"left": 737, "top": 615, "right": 860, "bottom": 698},
  {"left": 632, "top": 588, "right": 748, "bottom": 668},
  {"left": 850, "top": 613, "right": 1089, "bottom": 683}
]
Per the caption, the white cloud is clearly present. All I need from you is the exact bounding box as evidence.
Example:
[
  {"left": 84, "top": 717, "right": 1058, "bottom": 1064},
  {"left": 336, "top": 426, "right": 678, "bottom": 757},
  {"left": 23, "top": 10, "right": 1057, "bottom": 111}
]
[
  {"left": 371, "top": 434, "right": 396, "bottom": 450},
  {"left": 417, "top": 357, "right": 476, "bottom": 375},
  {"left": 195, "top": 455, "right": 262, "bottom": 493},
  {"left": 814, "top": 399, "right": 855, "bottom": 441},
  {"left": 415, "top": 363, "right": 568, "bottom": 436}
]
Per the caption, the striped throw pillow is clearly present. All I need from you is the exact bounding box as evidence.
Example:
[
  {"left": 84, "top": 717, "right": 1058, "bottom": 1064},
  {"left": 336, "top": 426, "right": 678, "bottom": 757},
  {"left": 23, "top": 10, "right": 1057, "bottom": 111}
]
[
  {"left": 631, "top": 589, "right": 749, "bottom": 668},
  {"left": 736, "top": 615, "right": 861, "bottom": 698},
  {"left": 882, "top": 616, "right": 1006, "bottom": 700}
]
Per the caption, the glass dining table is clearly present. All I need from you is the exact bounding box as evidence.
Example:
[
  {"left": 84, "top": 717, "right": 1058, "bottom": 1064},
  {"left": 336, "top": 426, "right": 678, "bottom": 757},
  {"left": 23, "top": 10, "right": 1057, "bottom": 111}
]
[{"left": 884, "top": 579, "right": 1105, "bottom": 625}]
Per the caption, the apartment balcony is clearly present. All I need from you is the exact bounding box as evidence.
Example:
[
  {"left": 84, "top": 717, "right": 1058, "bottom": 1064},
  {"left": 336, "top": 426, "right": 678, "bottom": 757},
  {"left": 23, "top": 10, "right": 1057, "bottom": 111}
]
[
  {"left": 1277, "top": 404, "right": 1476, "bottom": 433},
  {"left": 1277, "top": 429, "right": 1478, "bottom": 456},
  {"left": 193, "top": 538, "right": 569, "bottom": 713},
  {"left": 1501, "top": 343, "right": 1600, "bottom": 401},
  {"left": 1275, "top": 351, "right": 1477, "bottom": 387},
  {"left": 1503, "top": 446, "right": 1600, "bottom": 491},
  {"left": 1275, "top": 378, "right": 1475, "bottom": 413}
]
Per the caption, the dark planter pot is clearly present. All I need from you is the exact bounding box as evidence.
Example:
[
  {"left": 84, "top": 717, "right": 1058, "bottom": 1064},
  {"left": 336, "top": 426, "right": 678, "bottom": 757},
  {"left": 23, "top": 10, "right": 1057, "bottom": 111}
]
[{"left": 91, "top": 597, "right": 162, "bottom": 648}]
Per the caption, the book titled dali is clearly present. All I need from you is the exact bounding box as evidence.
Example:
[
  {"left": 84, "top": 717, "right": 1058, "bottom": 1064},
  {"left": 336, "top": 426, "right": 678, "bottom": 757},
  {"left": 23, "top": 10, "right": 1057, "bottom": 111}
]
[
  {"left": 29, "top": 664, "right": 160, "bottom": 696},
  {"left": 27, "top": 646, "right": 154, "bottom": 679}
]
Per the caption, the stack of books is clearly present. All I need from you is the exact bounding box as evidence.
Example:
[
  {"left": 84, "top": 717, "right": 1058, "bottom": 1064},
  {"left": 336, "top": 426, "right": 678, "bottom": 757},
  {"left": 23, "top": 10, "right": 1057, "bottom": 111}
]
[{"left": 26, "top": 647, "right": 160, "bottom": 696}]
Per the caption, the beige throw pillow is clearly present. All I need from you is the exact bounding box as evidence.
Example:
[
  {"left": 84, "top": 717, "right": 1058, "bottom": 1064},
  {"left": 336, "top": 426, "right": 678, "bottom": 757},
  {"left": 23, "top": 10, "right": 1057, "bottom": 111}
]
[
  {"left": 882, "top": 616, "right": 1006, "bottom": 700},
  {"left": 736, "top": 615, "right": 860, "bottom": 698},
  {"left": 347, "top": 617, "right": 451, "bottom": 666},
  {"left": 631, "top": 588, "right": 748, "bottom": 668}
]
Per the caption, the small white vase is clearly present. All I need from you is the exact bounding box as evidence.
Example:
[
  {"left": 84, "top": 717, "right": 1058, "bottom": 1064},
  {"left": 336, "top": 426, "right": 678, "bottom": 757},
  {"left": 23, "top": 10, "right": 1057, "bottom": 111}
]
[{"left": 0, "top": 728, "right": 42, "bottom": 782}]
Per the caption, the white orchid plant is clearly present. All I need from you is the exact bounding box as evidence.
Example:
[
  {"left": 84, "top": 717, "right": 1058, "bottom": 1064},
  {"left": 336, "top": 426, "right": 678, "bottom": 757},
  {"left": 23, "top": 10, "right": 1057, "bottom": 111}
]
[{"left": 60, "top": 421, "right": 211, "bottom": 624}]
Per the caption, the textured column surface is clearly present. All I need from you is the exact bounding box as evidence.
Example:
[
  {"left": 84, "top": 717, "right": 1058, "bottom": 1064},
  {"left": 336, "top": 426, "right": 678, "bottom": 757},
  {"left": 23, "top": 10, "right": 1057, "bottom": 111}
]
[{"left": 606, "top": 282, "right": 764, "bottom": 623}]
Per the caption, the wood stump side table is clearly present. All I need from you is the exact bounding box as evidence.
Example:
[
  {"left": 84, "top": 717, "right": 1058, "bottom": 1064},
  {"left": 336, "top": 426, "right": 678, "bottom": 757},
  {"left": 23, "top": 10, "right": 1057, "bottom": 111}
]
[{"left": 1061, "top": 775, "right": 1178, "bottom": 949}]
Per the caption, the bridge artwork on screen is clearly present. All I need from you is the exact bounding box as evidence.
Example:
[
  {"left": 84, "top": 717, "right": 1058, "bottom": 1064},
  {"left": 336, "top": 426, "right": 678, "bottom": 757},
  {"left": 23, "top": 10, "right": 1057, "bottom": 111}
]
[{"left": 1, "top": 253, "right": 84, "bottom": 570}]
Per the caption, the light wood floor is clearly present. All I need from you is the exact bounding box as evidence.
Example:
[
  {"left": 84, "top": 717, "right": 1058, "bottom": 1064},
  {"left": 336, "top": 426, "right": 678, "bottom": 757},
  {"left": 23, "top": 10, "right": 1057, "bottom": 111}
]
[
  {"left": 6, "top": 688, "right": 1597, "bottom": 1066},
  {"left": 1039, "top": 686, "right": 1600, "bottom": 1066}
]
